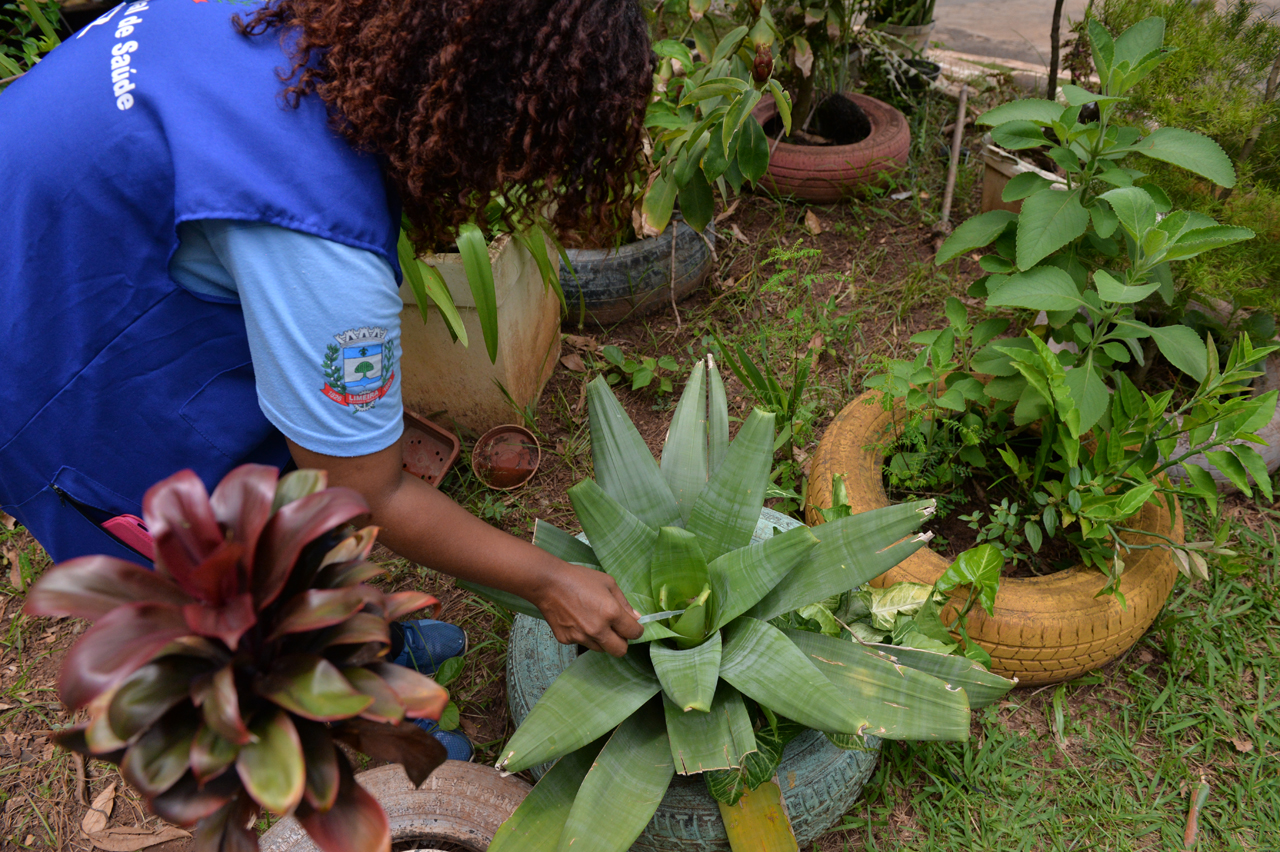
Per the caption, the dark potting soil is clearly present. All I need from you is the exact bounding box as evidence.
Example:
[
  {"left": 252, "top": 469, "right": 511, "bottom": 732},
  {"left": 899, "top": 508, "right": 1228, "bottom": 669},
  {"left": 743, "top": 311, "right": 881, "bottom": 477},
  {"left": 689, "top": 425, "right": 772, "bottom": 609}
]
[
  {"left": 391, "top": 839, "right": 481, "bottom": 852},
  {"left": 889, "top": 473, "right": 1081, "bottom": 579},
  {"left": 763, "top": 94, "right": 871, "bottom": 146}
]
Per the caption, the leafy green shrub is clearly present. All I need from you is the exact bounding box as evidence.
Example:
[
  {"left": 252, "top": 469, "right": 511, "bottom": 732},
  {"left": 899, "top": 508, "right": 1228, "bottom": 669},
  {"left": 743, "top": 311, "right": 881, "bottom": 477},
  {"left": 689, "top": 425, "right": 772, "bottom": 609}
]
[
  {"left": 24, "top": 466, "right": 448, "bottom": 852},
  {"left": 0, "top": 0, "right": 60, "bottom": 84}
]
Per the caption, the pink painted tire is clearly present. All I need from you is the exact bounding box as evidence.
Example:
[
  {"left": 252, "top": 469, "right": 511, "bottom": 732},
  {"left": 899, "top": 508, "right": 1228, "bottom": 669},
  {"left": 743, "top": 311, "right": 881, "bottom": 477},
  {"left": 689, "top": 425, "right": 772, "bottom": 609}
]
[{"left": 752, "top": 93, "right": 911, "bottom": 202}]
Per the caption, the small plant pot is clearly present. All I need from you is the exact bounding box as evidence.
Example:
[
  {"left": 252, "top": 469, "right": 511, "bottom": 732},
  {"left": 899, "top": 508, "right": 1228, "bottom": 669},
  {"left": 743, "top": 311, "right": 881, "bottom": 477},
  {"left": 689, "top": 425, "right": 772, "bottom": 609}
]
[
  {"left": 751, "top": 93, "right": 911, "bottom": 203},
  {"left": 559, "top": 218, "right": 715, "bottom": 325},
  {"left": 401, "top": 411, "right": 461, "bottom": 487},
  {"left": 865, "top": 19, "right": 936, "bottom": 56},
  {"left": 981, "top": 133, "right": 1066, "bottom": 214},
  {"left": 471, "top": 424, "right": 541, "bottom": 490},
  {"left": 891, "top": 57, "right": 942, "bottom": 93},
  {"left": 259, "top": 762, "right": 531, "bottom": 852},
  {"left": 805, "top": 391, "right": 1184, "bottom": 687}
]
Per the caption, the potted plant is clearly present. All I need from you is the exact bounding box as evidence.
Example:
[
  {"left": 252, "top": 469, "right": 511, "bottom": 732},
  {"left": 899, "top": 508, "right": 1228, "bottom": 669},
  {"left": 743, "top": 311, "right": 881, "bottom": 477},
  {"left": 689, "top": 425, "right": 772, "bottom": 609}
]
[
  {"left": 24, "top": 465, "right": 451, "bottom": 852},
  {"left": 808, "top": 16, "right": 1278, "bottom": 685},
  {"left": 464, "top": 357, "right": 1013, "bottom": 851},
  {"left": 862, "top": 0, "right": 937, "bottom": 56}
]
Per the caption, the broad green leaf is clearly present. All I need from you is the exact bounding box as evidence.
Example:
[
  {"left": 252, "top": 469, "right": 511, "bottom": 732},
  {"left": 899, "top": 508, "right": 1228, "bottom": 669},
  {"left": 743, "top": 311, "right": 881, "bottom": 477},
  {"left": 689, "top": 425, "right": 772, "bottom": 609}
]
[
  {"left": 661, "top": 361, "right": 709, "bottom": 522},
  {"left": 1015, "top": 188, "right": 1089, "bottom": 269},
  {"left": 109, "top": 657, "right": 210, "bottom": 742},
  {"left": 236, "top": 710, "right": 305, "bottom": 816},
  {"left": 456, "top": 222, "right": 499, "bottom": 363},
  {"left": 1148, "top": 325, "right": 1209, "bottom": 382},
  {"left": 120, "top": 711, "right": 200, "bottom": 797},
  {"left": 686, "top": 410, "right": 775, "bottom": 561},
  {"left": 936, "top": 210, "right": 1017, "bottom": 265},
  {"left": 642, "top": 172, "right": 678, "bottom": 234},
  {"left": 399, "top": 232, "right": 468, "bottom": 346},
  {"left": 190, "top": 724, "right": 239, "bottom": 785},
  {"left": 722, "top": 89, "right": 763, "bottom": 159},
  {"left": 569, "top": 480, "right": 658, "bottom": 601},
  {"left": 987, "top": 266, "right": 1085, "bottom": 311},
  {"left": 1063, "top": 361, "right": 1109, "bottom": 433},
  {"left": 1181, "top": 461, "right": 1220, "bottom": 514},
  {"left": 1059, "top": 83, "right": 1121, "bottom": 107},
  {"left": 717, "top": 780, "right": 799, "bottom": 852},
  {"left": 652, "top": 630, "right": 722, "bottom": 712},
  {"left": 719, "top": 618, "right": 870, "bottom": 735},
  {"left": 1003, "top": 172, "right": 1054, "bottom": 202},
  {"left": 749, "top": 501, "right": 934, "bottom": 622},
  {"left": 680, "top": 76, "right": 750, "bottom": 106},
  {"left": 514, "top": 226, "right": 566, "bottom": 309},
  {"left": 1233, "top": 444, "right": 1274, "bottom": 501},
  {"left": 456, "top": 580, "right": 544, "bottom": 619},
  {"left": 500, "top": 651, "right": 661, "bottom": 772},
  {"left": 797, "top": 603, "right": 842, "bottom": 636},
  {"left": 863, "top": 583, "right": 935, "bottom": 631},
  {"left": 708, "top": 355, "right": 730, "bottom": 474},
  {"left": 864, "top": 644, "right": 1014, "bottom": 709},
  {"left": 1128, "top": 127, "right": 1236, "bottom": 188},
  {"left": 587, "top": 376, "right": 681, "bottom": 529},
  {"left": 709, "top": 524, "right": 818, "bottom": 630},
  {"left": 488, "top": 739, "right": 606, "bottom": 852},
  {"left": 736, "top": 116, "right": 770, "bottom": 185},
  {"left": 557, "top": 703, "right": 674, "bottom": 852},
  {"left": 1204, "top": 450, "right": 1251, "bottom": 496},
  {"left": 1091, "top": 202, "right": 1120, "bottom": 238},
  {"left": 1163, "top": 226, "right": 1255, "bottom": 262},
  {"left": 1093, "top": 269, "right": 1161, "bottom": 303},
  {"left": 1112, "top": 16, "right": 1165, "bottom": 69},
  {"left": 935, "top": 544, "right": 1004, "bottom": 615},
  {"left": 1089, "top": 19, "right": 1116, "bottom": 87},
  {"left": 991, "top": 120, "right": 1050, "bottom": 150},
  {"left": 1100, "top": 186, "right": 1157, "bottom": 240},
  {"left": 678, "top": 167, "right": 715, "bottom": 233},
  {"left": 782, "top": 628, "right": 970, "bottom": 740},
  {"left": 532, "top": 519, "right": 599, "bottom": 566},
  {"left": 663, "top": 685, "right": 757, "bottom": 774},
  {"left": 767, "top": 79, "right": 792, "bottom": 134},
  {"left": 650, "top": 527, "right": 711, "bottom": 614},
  {"left": 976, "top": 98, "right": 1066, "bottom": 127},
  {"left": 712, "top": 26, "right": 749, "bottom": 64},
  {"left": 702, "top": 121, "right": 732, "bottom": 183},
  {"left": 670, "top": 587, "right": 711, "bottom": 646},
  {"left": 259, "top": 655, "right": 374, "bottom": 722}
]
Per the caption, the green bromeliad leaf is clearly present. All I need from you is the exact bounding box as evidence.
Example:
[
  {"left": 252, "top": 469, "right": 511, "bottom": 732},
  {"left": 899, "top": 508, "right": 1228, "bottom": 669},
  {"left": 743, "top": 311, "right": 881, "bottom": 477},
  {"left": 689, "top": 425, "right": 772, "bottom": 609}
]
[
  {"left": 651, "top": 630, "right": 722, "bottom": 712},
  {"left": 660, "top": 359, "right": 709, "bottom": 522},
  {"left": 708, "top": 524, "right": 818, "bottom": 631},
  {"left": 748, "top": 501, "right": 935, "bottom": 622},
  {"left": 488, "top": 739, "right": 607, "bottom": 852},
  {"left": 649, "top": 527, "right": 711, "bottom": 612},
  {"left": 863, "top": 643, "right": 1015, "bottom": 709},
  {"left": 707, "top": 355, "right": 730, "bottom": 474},
  {"left": 703, "top": 716, "right": 806, "bottom": 806},
  {"left": 686, "top": 409, "right": 775, "bottom": 561},
  {"left": 568, "top": 479, "right": 658, "bottom": 602},
  {"left": 532, "top": 519, "right": 599, "bottom": 566},
  {"left": 670, "top": 585, "right": 712, "bottom": 647},
  {"left": 781, "top": 628, "right": 970, "bottom": 740},
  {"left": 663, "top": 683, "right": 756, "bottom": 775},
  {"left": 499, "top": 650, "right": 661, "bottom": 773},
  {"left": 718, "top": 618, "right": 869, "bottom": 735},
  {"left": 587, "top": 377, "right": 681, "bottom": 529}
]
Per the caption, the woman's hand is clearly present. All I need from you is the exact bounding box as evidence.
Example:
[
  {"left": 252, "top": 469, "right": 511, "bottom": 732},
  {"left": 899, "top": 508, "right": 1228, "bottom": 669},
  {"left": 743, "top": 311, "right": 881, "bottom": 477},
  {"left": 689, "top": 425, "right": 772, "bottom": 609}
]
[{"left": 526, "top": 562, "right": 643, "bottom": 657}]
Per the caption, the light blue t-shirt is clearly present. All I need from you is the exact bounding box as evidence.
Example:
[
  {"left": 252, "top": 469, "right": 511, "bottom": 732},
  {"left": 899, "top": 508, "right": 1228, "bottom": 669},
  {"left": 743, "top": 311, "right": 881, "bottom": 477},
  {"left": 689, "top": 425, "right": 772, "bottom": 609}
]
[{"left": 169, "top": 218, "right": 404, "bottom": 457}]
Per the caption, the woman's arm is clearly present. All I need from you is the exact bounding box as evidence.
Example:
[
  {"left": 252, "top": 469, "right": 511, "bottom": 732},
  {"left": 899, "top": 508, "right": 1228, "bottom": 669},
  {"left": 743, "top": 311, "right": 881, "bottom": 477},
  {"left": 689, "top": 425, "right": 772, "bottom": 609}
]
[{"left": 287, "top": 438, "right": 643, "bottom": 656}]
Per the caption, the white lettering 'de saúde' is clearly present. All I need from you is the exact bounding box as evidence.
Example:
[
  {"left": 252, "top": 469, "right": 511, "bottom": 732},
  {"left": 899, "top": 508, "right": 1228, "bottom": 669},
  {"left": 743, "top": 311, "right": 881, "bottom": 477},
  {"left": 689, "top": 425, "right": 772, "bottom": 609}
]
[{"left": 108, "top": 2, "right": 149, "bottom": 110}]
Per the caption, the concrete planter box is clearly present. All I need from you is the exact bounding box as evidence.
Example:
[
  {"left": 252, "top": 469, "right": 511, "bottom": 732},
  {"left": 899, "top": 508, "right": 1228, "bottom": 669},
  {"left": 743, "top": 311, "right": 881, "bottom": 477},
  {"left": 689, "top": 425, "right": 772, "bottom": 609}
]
[{"left": 398, "top": 234, "right": 561, "bottom": 434}]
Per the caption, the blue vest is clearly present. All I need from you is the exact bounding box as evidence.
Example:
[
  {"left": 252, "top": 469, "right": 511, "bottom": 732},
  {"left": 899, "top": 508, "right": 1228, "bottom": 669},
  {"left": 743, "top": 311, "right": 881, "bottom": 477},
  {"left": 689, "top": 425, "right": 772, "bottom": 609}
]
[{"left": 0, "top": 0, "right": 400, "bottom": 564}]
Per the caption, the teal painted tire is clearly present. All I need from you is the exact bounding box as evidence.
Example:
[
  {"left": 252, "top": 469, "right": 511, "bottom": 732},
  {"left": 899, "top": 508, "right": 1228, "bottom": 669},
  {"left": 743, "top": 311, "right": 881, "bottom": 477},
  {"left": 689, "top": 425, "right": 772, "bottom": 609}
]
[{"left": 505, "top": 509, "right": 882, "bottom": 852}]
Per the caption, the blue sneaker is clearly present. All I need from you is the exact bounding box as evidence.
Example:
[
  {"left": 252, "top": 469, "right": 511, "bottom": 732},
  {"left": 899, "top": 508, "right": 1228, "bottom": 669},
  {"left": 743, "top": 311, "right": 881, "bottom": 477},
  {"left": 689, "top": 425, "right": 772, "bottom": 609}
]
[
  {"left": 389, "top": 619, "right": 467, "bottom": 676},
  {"left": 414, "top": 717, "right": 475, "bottom": 762}
]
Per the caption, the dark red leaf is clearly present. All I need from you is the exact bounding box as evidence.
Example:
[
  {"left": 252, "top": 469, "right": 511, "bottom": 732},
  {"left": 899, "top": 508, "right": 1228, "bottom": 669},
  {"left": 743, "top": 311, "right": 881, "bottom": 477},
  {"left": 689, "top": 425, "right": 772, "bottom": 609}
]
[
  {"left": 331, "top": 717, "right": 445, "bottom": 788},
  {"left": 186, "top": 541, "right": 247, "bottom": 612},
  {"left": 150, "top": 769, "right": 240, "bottom": 826},
  {"left": 120, "top": 708, "right": 200, "bottom": 798},
  {"left": 315, "top": 612, "right": 390, "bottom": 651},
  {"left": 23, "top": 556, "right": 193, "bottom": 620},
  {"left": 294, "top": 718, "right": 340, "bottom": 812},
  {"left": 341, "top": 667, "right": 405, "bottom": 724},
  {"left": 200, "top": 665, "right": 252, "bottom": 745},
  {"left": 209, "top": 464, "right": 279, "bottom": 568},
  {"left": 182, "top": 592, "right": 256, "bottom": 653},
  {"left": 109, "top": 657, "right": 214, "bottom": 741},
  {"left": 326, "top": 641, "right": 386, "bottom": 668},
  {"left": 235, "top": 710, "right": 305, "bottom": 816},
  {"left": 53, "top": 724, "right": 124, "bottom": 765},
  {"left": 295, "top": 752, "right": 390, "bottom": 852},
  {"left": 154, "top": 635, "right": 233, "bottom": 667},
  {"left": 144, "top": 470, "right": 225, "bottom": 596},
  {"left": 258, "top": 655, "right": 373, "bottom": 722},
  {"left": 59, "top": 602, "right": 190, "bottom": 710},
  {"left": 253, "top": 488, "right": 369, "bottom": 610},
  {"left": 382, "top": 591, "right": 440, "bottom": 621},
  {"left": 367, "top": 664, "right": 448, "bottom": 721},
  {"left": 318, "top": 527, "right": 379, "bottom": 573},
  {"left": 267, "top": 588, "right": 367, "bottom": 641},
  {"left": 313, "top": 559, "right": 384, "bottom": 590},
  {"left": 190, "top": 724, "right": 239, "bottom": 784},
  {"left": 192, "top": 794, "right": 259, "bottom": 852}
]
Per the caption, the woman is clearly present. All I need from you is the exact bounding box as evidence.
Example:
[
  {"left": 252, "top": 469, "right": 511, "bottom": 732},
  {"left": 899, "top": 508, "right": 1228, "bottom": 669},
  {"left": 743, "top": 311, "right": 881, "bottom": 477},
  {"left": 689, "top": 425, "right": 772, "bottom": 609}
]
[{"left": 0, "top": 0, "right": 652, "bottom": 757}]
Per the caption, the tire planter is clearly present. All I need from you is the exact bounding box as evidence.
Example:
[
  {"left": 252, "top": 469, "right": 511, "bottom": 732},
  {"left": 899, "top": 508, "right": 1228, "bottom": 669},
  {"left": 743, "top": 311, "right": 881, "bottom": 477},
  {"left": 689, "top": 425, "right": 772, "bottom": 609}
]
[
  {"left": 506, "top": 508, "right": 882, "bottom": 852},
  {"left": 805, "top": 391, "right": 1184, "bottom": 687},
  {"left": 259, "top": 762, "right": 532, "bottom": 852},
  {"left": 559, "top": 219, "right": 715, "bottom": 325},
  {"left": 752, "top": 93, "right": 911, "bottom": 203}
]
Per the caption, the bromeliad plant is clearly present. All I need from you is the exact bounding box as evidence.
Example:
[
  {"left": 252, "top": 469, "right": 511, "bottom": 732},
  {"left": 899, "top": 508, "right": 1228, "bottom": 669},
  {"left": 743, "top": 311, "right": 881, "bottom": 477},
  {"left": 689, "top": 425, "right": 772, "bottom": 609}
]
[
  {"left": 471, "top": 357, "right": 1013, "bottom": 852},
  {"left": 24, "top": 466, "right": 448, "bottom": 852}
]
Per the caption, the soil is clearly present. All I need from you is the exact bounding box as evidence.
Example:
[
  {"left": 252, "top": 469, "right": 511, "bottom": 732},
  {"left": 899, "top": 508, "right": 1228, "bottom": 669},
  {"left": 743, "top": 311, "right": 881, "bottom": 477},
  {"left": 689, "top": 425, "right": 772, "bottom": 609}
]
[{"left": 762, "top": 93, "right": 872, "bottom": 146}]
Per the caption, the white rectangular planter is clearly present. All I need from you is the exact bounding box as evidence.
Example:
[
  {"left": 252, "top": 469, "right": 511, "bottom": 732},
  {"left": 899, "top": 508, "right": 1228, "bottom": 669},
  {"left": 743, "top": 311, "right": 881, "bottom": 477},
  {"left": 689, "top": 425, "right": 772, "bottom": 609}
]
[{"left": 398, "top": 234, "right": 561, "bottom": 434}]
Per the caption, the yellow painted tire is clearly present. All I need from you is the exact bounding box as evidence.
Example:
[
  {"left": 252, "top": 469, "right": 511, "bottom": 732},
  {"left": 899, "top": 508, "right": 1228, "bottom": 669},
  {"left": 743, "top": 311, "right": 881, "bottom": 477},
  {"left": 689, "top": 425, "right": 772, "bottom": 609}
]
[{"left": 806, "top": 391, "right": 1183, "bottom": 687}]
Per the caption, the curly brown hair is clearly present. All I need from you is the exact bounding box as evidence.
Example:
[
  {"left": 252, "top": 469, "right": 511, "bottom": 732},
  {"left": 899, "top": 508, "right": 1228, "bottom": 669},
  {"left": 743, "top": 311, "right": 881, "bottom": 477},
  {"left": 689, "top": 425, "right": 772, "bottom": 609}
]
[{"left": 236, "top": 0, "right": 653, "bottom": 249}]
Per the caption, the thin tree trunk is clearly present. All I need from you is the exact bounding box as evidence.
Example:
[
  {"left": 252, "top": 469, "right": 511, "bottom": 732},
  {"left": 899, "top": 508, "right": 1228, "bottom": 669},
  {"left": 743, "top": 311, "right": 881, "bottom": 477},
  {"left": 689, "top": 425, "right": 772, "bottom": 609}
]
[{"left": 1047, "top": 0, "right": 1067, "bottom": 99}]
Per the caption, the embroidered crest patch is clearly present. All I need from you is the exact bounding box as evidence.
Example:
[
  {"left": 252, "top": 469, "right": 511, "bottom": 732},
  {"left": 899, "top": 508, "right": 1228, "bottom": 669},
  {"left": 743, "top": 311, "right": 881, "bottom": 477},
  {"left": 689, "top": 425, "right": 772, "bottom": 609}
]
[{"left": 322, "top": 327, "right": 397, "bottom": 412}]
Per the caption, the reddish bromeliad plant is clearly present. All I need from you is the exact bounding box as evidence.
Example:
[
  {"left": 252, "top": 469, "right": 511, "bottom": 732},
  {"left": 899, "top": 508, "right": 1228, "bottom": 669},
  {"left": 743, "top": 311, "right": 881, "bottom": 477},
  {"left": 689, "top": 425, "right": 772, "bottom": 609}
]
[{"left": 24, "top": 465, "right": 448, "bottom": 852}]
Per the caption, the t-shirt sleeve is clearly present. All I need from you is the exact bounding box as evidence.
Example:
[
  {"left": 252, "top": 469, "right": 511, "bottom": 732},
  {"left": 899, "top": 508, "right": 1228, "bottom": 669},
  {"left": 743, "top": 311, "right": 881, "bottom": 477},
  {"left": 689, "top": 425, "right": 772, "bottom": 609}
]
[{"left": 195, "top": 218, "right": 405, "bottom": 457}]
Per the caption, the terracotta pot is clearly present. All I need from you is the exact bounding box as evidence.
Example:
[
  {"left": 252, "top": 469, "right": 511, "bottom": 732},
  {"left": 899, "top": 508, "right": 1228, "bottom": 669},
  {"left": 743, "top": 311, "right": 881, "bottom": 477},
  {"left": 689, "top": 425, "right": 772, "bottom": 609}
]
[
  {"left": 752, "top": 93, "right": 911, "bottom": 203},
  {"left": 805, "top": 391, "right": 1184, "bottom": 686},
  {"left": 471, "top": 424, "right": 541, "bottom": 490}
]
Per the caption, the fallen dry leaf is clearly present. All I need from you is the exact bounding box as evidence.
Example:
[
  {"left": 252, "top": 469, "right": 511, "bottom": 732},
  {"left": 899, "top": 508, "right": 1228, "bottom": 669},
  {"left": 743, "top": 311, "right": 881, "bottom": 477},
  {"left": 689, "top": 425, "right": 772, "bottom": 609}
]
[
  {"left": 807, "top": 333, "right": 824, "bottom": 351},
  {"left": 7, "top": 551, "right": 23, "bottom": 592},
  {"left": 0, "top": 511, "right": 14, "bottom": 530},
  {"left": 804, "top": 210, "right": 823, "bottom": 235},
  {"left": 728, "top": 224, "right": 750, "bottom": 244},
  {"left": 714, "top": 198, "right": 741, "bottom": 225},
  {"left": 563, "top": 334, "right": 599, "bottom": 353},
  {"left": 559, "top": 353, "right": 586, "bottom": 373},
  {"left": 86, "top": 826, "right": 191, "bottom": 852},
  {"left": 460, "top": 718, "right": 481, "bottom": 740},
  {"left": 1230, "top": 736, "right": 1254, "bottom": 753},
  {"left": 81, "top": 782, "right": 116, "bottom": 835}
]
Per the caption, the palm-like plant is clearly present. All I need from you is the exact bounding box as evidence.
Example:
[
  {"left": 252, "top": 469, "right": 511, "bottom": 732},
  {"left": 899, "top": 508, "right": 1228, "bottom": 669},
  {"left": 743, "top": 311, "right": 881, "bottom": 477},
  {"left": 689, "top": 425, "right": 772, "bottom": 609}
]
[
  {"left": 24, "top": 466, "right": 449, "bottom": 852},
  {"left": 470, "top": 357, "right": 1013, "bottom": 852}
]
